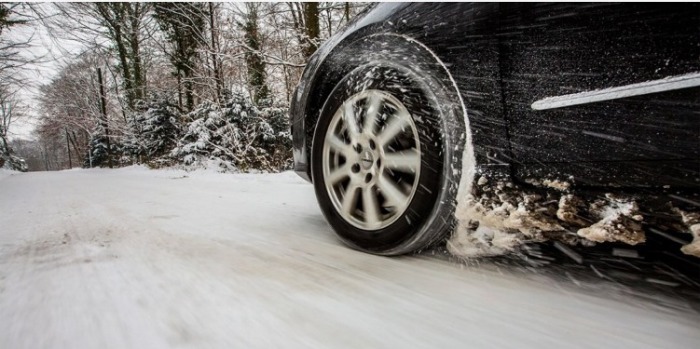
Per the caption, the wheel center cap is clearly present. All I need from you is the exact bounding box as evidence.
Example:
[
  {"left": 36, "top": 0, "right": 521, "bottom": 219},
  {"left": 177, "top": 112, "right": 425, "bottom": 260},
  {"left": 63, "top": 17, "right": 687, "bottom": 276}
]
[{"left": 360, "top": 150, "right": 374, "bottom": 170}]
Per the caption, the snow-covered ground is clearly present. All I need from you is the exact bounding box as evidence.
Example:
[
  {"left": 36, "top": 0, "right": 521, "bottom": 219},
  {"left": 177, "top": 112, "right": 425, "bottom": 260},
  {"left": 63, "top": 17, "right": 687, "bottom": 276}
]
[
  {"left": 0, "top": 167, "right": 698, "bottom": 349},
  {"left": 0, "top": 168, "right": 20, "bottom": 181}
]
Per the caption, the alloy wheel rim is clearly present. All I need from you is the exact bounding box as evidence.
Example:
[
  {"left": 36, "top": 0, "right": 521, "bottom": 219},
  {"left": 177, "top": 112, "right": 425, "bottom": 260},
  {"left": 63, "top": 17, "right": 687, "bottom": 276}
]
[{"left": 322, "top": 89, "right": 422, "bottom": 231}]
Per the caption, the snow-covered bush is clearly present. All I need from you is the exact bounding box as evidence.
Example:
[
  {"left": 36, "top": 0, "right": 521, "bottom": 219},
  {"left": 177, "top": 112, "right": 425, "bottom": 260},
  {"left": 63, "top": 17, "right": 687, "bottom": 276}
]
[
  {"left": 257, "top": 105, "right": 293, "bottom": 170},
  {"left": 0, "top": 143, "right": 27, "bottom": 172},
  {"left": 123, "top": 93, "right": 182, "bottom": 166},
  {"left": 171, "top": 92, "right": 292, "bottom": 172},
  {"left": 83, "top": 133, "right": 111, "bottom": 168},
  {"left": 82, "top": 119, "right": 128, "bottom": 168}
]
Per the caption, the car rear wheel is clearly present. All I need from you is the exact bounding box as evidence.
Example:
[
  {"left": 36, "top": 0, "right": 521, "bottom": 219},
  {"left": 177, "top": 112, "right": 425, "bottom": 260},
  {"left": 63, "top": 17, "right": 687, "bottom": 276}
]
[{"left": 311, "top": 55, "right": 466, "bottom": 255}]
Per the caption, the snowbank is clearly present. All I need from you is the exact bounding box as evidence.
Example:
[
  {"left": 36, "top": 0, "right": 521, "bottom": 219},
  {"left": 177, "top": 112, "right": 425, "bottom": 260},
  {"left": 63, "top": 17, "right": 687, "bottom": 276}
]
[{"left": 0, "top": 168, "right": 19, "bottom": 181}]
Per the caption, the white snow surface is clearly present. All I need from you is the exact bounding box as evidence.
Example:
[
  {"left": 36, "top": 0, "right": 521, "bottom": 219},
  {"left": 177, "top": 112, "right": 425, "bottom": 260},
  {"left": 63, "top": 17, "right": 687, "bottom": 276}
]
[
  {"left": 0, "top": 168, "right": 20, "bottom": 181},
  {"left": 0, "top": 167, "right": 698, "bottom": 349}
]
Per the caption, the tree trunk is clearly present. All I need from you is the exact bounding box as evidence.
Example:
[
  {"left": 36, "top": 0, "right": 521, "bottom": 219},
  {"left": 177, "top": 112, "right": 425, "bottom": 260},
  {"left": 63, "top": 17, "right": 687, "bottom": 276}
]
[
  {"left": 65, "top": 128, "right": 72, "bottom": 169},
  {"left": 176, "top": 69, "right": 182, "bottom": 109},
  {"left": 325, "top": 6, "right": 332, "bottom": 37},
  {"left": 105, "top": 65, "right": 129, "bottom": 124},
  {"left": 244, "top": 4, "right": 270, "bottom": 105},
  {"left": 302, "top": 3, "right": 320, "bottom": 59},
  {"left": 184, "top": 70, "right": 194, "bottom": 111},
  {"left": 96, "top": 3, "right": 135, "bottom": 109},
  {"left": 0, "top": 133, "right": 8, "bottom": 156},
  {"left": 209, "top": 2, "right": 222, "bottom": 104},
  {"left": 114, "top": 28, "right": 134, "bottom": 107},
  {"left": 97, "top": 68, "right": 113, "bottom": 168},
  {"left": 69, "top": 130, "right": 82, "bottom": 161},
  {"left": 129, "top": 6, "right": 144, "bottom": 102},
  {"left": 41, "top": 146, "right": 48, "bottom": 171}
]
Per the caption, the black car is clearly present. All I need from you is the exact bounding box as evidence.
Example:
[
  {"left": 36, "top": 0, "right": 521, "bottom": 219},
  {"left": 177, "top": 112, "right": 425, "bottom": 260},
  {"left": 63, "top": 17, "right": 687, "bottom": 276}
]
[{"left": 290, "top": 3, "right": 700, "bottom": 256}]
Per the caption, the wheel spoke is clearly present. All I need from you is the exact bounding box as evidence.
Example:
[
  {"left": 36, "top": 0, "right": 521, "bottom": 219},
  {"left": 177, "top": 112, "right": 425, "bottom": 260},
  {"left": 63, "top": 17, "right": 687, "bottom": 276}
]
[
  {"left": 322, "top": 90, "right": 421, "bottom": 231},
  {"left": 377, "top": 173, "right": 408, "bottom": 208},
  {"left": 363, "top": 93, "right": 382, "bottom": 135},
  {"left": 327, "top": 163, "right": 350, "bottom": 184},
  {"left": 363, "top": 186, "right": 381, "bottom": 226},
  {"left": 376, "top": 110, "right": 410, "bottom": 146},
  {"left": 383, "top": 149, "right": 420, "bottom": 174},
  {"left": 327, "top": 134, "right": 353, "bottom": 157},
  {"left": 343, "top": 102, "right": 360, "bottom": 142},
  {"left": 341, "top": 181, "right": 361, "bottom": 216}
]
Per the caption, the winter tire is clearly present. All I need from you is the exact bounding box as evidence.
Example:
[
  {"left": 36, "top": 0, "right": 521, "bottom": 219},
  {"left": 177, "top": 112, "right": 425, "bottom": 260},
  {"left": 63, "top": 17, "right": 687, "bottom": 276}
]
[{"left": 311, "top": 44, "right": 467, "bottom": 255}]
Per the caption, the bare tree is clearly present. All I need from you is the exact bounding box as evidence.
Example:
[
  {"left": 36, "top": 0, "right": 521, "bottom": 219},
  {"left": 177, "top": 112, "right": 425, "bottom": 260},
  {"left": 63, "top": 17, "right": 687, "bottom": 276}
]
[
  {"left": 208, "top": 2, "right": 223, "bottom": 104},
  {"left": 24, "top": 2, "right": 370, "bottom": 171},
  {"left": 36, "top": 52, "right": 120, "bottom": 169},
  {"left": 0, "top": 3, "right": 44, "bottom": 91},
  {"left": 242, "top": 3, "right": 270, "bottom": 105},
  {"left": 153, "top": 2, "right": 207, "bottom": 111},
  {"left": 0, "top": 86, "right": 28, "bottom": 170},
  {"left": 287, "top": 2, "right": 319, "bottom": 59},
  {"left": 45, "top": 3, "right": 151, "bottom": 109},
  {"left": 0, "top": 87, "right": 20, "bottom": 152}
]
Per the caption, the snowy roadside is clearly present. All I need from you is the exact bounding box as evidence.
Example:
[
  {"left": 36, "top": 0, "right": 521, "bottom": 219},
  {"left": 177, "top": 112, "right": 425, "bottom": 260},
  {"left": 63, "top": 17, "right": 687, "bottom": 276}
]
[
  {"left": 106, "top": 163, "right": 306, "bottom": 185},
  {"left": 0, "top": 168, "right": 20, "bottom": 181}
]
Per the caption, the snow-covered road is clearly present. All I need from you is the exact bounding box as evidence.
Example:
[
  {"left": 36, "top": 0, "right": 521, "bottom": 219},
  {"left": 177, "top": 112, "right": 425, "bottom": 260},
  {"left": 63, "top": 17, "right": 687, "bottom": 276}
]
[{"left": 0, "top": 167, "right": 698, "bottom": 349}]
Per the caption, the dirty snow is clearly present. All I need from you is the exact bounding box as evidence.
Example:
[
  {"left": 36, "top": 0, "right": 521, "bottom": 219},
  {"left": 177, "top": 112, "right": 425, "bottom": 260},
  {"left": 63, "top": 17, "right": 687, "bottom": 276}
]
[
  {"left": 577, "top": 196, "right": 645, "bottom": 245},
  {"left": 450, "top": 178, "right": 566, "bottom": 258},
  {"left": 449, "top": 173, "right": 662, "bottom": 258},
  {"left": 0, "top": 167, "right": 698, "bottom": 349},
  {"left": 542, "top": 179, "right": 571, "bottom": 191},
  {"left": 676, "top": 209, "right": 700, "bottom": 258}
]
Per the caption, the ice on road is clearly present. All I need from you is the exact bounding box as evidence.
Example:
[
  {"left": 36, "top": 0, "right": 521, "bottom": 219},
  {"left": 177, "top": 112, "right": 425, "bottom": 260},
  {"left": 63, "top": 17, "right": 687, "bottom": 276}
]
[{"left": 0, "top": 167, "right": 698, "bottom": 349}]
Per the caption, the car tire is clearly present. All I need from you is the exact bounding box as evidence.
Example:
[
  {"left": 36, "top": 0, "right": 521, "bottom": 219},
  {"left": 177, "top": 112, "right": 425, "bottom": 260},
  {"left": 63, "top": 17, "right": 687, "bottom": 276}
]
[{"left": 311, "top": 42, "right": 467, "bottom": 255}]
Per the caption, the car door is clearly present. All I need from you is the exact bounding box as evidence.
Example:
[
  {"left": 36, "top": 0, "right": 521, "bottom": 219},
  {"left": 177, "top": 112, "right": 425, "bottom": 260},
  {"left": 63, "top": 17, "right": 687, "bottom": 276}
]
[{"left": 497, "top": 3, "right": 700, "bottom": 188}]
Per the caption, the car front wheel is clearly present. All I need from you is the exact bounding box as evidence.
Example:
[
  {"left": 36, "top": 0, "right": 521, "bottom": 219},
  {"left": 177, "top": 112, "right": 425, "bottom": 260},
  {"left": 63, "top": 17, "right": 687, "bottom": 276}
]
[{"left": 311, "top": 52, "right": 467, "bottom": 255}]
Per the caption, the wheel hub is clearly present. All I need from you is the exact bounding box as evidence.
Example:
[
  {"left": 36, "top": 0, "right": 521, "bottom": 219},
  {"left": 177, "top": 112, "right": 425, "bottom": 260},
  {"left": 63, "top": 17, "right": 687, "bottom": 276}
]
[
  {"left": 360, "top": 150, "right": 374, "bottom": 170},
  {"left": 321, "top": 90, "right": 422, "bottom": 231}
]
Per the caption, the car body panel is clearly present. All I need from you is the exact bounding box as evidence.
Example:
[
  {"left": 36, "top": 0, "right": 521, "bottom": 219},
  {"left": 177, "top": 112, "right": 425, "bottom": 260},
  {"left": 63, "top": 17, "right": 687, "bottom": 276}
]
[
  {"left": 498, "top": 3, "right": 700, "bottom": 187},
  {"left": 292, "top": 3, "right": 700, "bottom": 190}
]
